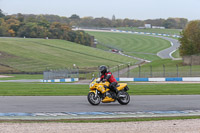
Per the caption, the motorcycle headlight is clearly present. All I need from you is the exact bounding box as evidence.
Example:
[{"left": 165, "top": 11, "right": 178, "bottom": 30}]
[{"left": 90, "top": 83, "right": 94, "bottom": 88}]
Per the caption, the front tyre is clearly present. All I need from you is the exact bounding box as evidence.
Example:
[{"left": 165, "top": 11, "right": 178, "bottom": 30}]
[
  {"left": 87, "top": 92, "right": 101, "bottom": 105},
  {"left": 117, "top": 91, "right": 130, "bottom": 105}
]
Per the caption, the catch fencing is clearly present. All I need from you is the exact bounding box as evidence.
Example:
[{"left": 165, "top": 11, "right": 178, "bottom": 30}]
[
  {"left": 43, "top": 63, "right": 200, "bottom": 80},
  {"left": 120, "top": 64, "right": 200, "bottom": 78},
  {"left": 43, "top": 68, "right": 79, "bottom": 80}
]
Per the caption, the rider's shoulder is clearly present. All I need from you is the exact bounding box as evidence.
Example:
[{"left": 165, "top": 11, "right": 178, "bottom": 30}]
[{"left": 106, "top": 71, "right": 112, "bottom": 74}]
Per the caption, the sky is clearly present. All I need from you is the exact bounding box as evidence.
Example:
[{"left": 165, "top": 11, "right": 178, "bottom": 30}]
[{"left": 0, "top": 0, "right": 200, "bottom": 20}]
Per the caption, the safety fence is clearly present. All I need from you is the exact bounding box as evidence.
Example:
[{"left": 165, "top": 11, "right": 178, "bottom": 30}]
[
  {"left": 43, "top": 68, "right": 79, "bottom": 80},
  {"left": 43, "top": 62, "right": 200, "bottom": 81},
  {"left": 120, "top": 64, "right": 200, "bottom": 78}
]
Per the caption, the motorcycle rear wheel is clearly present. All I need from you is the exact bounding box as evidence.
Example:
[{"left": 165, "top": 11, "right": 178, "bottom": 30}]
[
  {"left": 117, "top": 91, "right": 130, "bottom": 105},
  {"left": 87, "top": 92, "right": 101, "bottom": 105}
]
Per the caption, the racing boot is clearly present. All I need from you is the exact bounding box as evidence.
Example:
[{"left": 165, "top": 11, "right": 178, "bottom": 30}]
[
  {"left": 102, "top": 96, "right": 115, "bottom": 103},
  {"left": 114, "top": 88, "right": 119, "bottom": 98}
]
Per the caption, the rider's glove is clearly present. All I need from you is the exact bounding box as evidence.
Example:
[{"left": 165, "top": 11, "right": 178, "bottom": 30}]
[{"left": 102, "top": 79, "right": 106, "bottom": 82}]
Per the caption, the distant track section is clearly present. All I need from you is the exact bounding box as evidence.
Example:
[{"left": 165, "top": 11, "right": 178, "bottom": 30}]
[
  {"left": 80, "top": 28, "right": 181, "bottom": 60},
  {"left": 156, "top": 36, "right": 180, "bottom": 59}
]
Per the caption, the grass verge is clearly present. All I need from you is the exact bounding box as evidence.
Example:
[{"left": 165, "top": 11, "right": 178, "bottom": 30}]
[
  {"left": 0, "top": 74, "right": 43, "bottom": 80},
  {"left": 172, "top": 50, "right": 181, "bottom": 58},
  {"left": 0, "top": 116, "right": 199, "bottom": 123},
  {"left": 0, "top": 83, "right": 200, "bottom": 96}
]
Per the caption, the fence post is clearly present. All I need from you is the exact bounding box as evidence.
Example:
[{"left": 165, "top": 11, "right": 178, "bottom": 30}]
[
  {"left": 176, "top": 64, "right": 179, "bottom": 77},
  {"left": 190, "top": 64, "right": 192, "bottom": 76},
  {"left": 163, "top": 64, "right": 165, "bottom": 77},
  {"left": 150, "top": 65, "right": 152, "bottom": 77},
  {"left": 139, "top": 65, "right": 141, "bottom": 78},
  {"left": 77, "top": 67, "right": 79, "bottom": 78}
]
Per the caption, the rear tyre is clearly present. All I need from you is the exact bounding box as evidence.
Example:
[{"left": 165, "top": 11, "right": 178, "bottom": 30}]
[
  {"left": 87, "top": 92, "right": 101, "bottom": 105},
  {"left": 117, "top": 91, "right": 130, "bottom": 105}
]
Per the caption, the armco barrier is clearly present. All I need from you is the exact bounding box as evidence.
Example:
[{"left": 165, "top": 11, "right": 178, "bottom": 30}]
[
  {"left": 41, "top": 78, "right": 79, "bottom": 83},
  {"left": 115, "top": 77, "right": 200, "bottom": 82}
]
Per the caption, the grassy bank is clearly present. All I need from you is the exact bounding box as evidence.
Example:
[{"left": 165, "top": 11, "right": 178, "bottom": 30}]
[
  {"left": 0, "top": 82, "right": 200, "bottom": 96},
  {"left": 0, "top": 38, "right": 135, "bottom": 73},
  {"left": 87, "top": 31, "right": 171, "bottom": 61}
]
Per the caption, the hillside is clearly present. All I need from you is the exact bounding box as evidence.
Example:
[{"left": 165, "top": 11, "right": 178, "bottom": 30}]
[
  {"left": 0, "top": 38, "right": 136, "bottom": 73},
  {"left": 87, "top": 31, "right": 171, "bottom": 61}
]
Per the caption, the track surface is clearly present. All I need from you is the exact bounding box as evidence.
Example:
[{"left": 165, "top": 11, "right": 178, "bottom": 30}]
[
  {"left": 156, "top": 36, "right": 180, "bottom": 59},
  {"left": 0, "top": 95, "right": 199, "bottom": 113}
]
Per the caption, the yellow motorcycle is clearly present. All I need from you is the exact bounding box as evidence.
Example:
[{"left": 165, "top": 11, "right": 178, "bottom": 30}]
[{"left": 87, "top": 78, "right": 130, "bottom": 105}]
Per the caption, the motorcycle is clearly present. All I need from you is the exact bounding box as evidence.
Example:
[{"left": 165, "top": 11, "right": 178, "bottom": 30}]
[{"left": 87, "top": 78, "right": 130, "bottom": 105}]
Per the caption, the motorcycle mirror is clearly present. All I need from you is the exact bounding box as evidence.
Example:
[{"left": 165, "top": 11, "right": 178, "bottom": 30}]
[{"left": 91, "top": 77, "right": 95, "bottom": 82}]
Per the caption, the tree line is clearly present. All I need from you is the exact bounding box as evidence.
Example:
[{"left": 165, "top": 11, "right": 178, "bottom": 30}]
[
  {"left": 2, "top": 12, "right": 188, "bottom": 29},
  {"left": 20, "top": 14, "right": 188, "bottom": 29},
  {"left": 0, "top": 9, "right": 92, "bottom": 46}
]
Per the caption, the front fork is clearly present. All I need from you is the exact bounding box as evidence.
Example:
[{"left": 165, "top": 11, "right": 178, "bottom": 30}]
[
  {"left": 89, "top": 90, "right": 100, "bottom": 99},
  {"left": 94, "top": 89, "right": 98, "bottom": 98}
]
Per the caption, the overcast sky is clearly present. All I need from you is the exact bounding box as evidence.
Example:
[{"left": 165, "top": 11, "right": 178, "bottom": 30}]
[{"left": 0, "top": 0, "right": 199, "bottom": 20}]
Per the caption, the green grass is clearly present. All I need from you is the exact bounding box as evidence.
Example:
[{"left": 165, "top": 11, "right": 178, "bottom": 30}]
[
  {"left": 0, "top": 116, "right": 199, "bottom": 123},
  {"left": 0, "top": 82, "right": 200, "bottom": 96},
  {"left": 172, "top": 50, "right": 181, "bottom": 58},
  {"left": 128, "top": 59, "right": 200, "bottom": 77},
  {"left": 0, "top": 74, "right": 43, "bottom": 80},
  {"left": 0, "top": 38, "right": 136, "bottom": 73},
  {"left": 117, "top": 27, "right": 182, "bottom": 35},
  {"left": 87, "top": 31, "right": 171, "bottom": 61}
]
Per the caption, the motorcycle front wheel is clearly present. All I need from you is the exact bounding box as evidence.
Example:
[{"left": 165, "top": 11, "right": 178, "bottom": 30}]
[
  {"left": 117, "top": 91, "right": 130, "bottom": 105},
  {"left": 87, "top": 92, "right": 101, "bottom": 105}
]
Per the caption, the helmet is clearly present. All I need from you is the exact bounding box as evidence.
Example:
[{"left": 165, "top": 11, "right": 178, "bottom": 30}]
[{"left": 99, "top": 65, "right": 107, "bottom": 74}]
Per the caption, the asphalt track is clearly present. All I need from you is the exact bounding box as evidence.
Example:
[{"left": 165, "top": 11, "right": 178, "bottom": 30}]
[
  {"left": 156, "top": 36, "right": 180, "bottom": 59},
  {"left": 0, "top": 95, "right": 199, "bottom": 113}
]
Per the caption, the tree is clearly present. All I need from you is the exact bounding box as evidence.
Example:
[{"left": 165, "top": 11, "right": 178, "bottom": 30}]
[
  {"left": 145, "top": 18, "right": 165, "bottom": 26},
  {"left": 6, "top": 18, "right": 21, "bottom": 35},
  {"left": 112, "top": 15, "right": 116, "bottom": 21},
  {"left": 163, "top": 18, "right": 177, "bottom": 28},
  {"left": 69, "top": 14, "right": 80, "bottom": 20},
  {"left": 179, "top": 20, "right": 200, "bottom": 56},
  {"left": 0, "top": 9, "right": 5, "bottom": 18},
  {"left": 16, "top": 13, "right": 24, "bottom": 22},
  {"left": 177, "top": 18, "right": 188, "bottom": 29}
]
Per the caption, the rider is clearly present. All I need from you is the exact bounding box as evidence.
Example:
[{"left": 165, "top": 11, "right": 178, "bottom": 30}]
[{"left": 99, "top": 65, "right": 119, "bottom": 102}]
